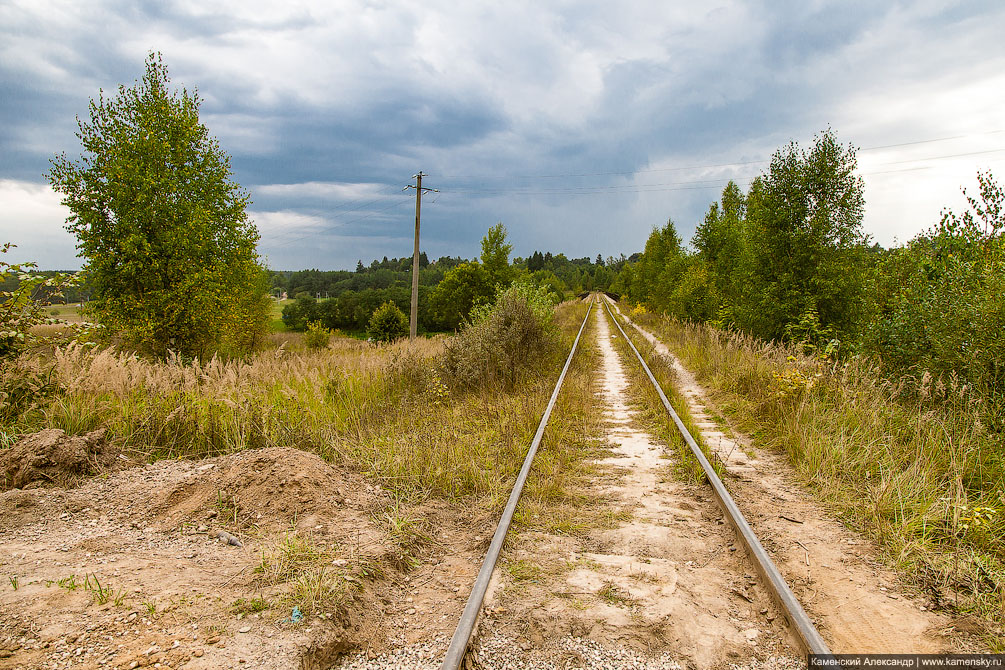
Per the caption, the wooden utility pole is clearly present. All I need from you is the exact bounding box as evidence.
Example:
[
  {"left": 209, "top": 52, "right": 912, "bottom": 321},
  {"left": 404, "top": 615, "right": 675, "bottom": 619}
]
[{"left": 404, "top": 172, "right": 437, "bottom": 340}]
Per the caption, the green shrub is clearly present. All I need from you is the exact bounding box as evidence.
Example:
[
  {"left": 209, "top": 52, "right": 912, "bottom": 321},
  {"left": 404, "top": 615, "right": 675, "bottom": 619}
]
[
  {"left": 281, "top": 296, "right": 318, "bottom": 332},
  {"left": 303, "top": 320, "right": 331, "bottom": 350},
  {"left": 439, "top": 281, "right": 560, "bottom": 391},
  {"left": 367, "top": 301, "right": 408, "bottom": 343}
]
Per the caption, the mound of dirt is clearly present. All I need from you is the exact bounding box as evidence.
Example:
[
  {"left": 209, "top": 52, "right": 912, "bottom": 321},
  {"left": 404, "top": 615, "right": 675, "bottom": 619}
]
[
  {"left": 0, "top": 428, "right": 118, "bottom": 491},
  {"left": 152, "top": 447, "right": 383, "bottom": 533}
]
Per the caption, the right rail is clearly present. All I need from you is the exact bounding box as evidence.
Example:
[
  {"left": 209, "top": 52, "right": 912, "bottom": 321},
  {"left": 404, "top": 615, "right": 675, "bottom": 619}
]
[{"left": 602, "top": 297, "right": 833, "bottom": 659}]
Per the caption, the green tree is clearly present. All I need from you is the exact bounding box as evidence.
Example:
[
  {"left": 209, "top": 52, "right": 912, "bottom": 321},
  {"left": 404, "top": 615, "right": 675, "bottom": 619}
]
[
  {"left": 480, "top": 223, "right": 513, "bottom": 285},
  {"left": 867, "top": 171, "right": 1005, "bottom": 402},
  {"left": 428, "top": 261, "right": 493, "bottom": 330},
  {"left": 636, "top": 219, "right": 687, "bottom": 313},
  {"left": 743, "top": 129, "right": 870, "bottom": 342},
  {"left": 693, "top": 181, "right": 751, "bottom": 326},
  {"left": 367, "top": 301, "right": 408, "bottom": 343},
  {"left": 47, "top": 53, "right": 269, "bottom": 358}
]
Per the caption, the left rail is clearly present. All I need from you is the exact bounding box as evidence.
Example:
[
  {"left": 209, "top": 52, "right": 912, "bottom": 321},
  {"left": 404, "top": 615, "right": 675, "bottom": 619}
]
[{"left": 438, "top": 300, "right": 594, "bottom": 670}]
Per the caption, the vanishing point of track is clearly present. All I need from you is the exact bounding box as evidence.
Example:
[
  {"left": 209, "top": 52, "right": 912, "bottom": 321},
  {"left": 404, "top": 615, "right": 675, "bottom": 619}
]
[{"left": 438, "top": 296, "right": 833, "bottom": 670}]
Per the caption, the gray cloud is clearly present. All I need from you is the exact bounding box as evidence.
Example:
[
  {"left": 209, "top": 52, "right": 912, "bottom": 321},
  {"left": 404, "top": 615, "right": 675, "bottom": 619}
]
[{"left": 2, "top": 0, "right": 1004, "bottom": 269}]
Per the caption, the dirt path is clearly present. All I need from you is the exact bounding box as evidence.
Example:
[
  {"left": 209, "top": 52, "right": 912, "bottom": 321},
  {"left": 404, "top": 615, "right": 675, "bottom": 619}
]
[{"left": 604, "top": 298, "right": 961, "bottom": 653}]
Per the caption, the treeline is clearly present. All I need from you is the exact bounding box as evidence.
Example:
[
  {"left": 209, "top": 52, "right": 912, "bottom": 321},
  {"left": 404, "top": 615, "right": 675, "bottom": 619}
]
[
  {"left": 612, "top": 129, "right": 1004, "bottom": 421},
  {"left": 0, "top": 271, "right": 92, "bottom": 305},
  {"left": 277, "top": 225, "right": 621, "bottom": 334}
]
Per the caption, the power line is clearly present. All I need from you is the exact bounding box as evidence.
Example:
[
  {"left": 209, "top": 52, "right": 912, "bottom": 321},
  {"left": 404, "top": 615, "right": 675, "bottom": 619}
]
[{"left": 427, "top": 130, "right": 1005, "bottom": 182}]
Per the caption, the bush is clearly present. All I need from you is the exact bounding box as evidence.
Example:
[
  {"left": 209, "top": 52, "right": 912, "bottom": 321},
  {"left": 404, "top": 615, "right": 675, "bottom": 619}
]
[
  {"left": 439, "top": 281, "right": 560, "bottom": 391},
  {"left": 303, "top": 321, "right": 332, "bottom": 350},
  {"left": 281, "top": 296, "right": 318, "bottom": 332},
  {"left": 368, "top": 301, "right": 408, "bottom": 343}
]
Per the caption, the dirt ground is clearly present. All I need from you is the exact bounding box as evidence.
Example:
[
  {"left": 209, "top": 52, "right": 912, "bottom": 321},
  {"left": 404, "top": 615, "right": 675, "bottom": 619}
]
[
  {"left": 0, "top": 443, "right": 494, "bottom": 670},
  {"left": 605, "top": 297, "right": 981, "bottom": 654}
]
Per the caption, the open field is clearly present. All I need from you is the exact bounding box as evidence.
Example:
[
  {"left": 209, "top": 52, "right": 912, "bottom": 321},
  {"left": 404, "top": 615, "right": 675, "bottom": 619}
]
[
  {"left": 2, "top": 295, "right": 1000, "bottom": 669},
  {"left": 44, "top": 303, "right": 86, "bottom": 323}
]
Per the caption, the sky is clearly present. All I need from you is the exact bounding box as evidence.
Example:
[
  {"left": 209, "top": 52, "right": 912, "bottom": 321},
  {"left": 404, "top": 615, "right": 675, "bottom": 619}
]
[{"left": 2, "top": 1, "right": 1004, "bottom": 271}]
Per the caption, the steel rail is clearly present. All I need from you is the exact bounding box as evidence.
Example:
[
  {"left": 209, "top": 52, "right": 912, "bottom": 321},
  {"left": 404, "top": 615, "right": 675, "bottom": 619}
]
[
  {"left": 602, "top": 297, "right": 833, "bottom": 658},
  {"left": 439, "top": 300, "right": 595, "bottom": 670}
]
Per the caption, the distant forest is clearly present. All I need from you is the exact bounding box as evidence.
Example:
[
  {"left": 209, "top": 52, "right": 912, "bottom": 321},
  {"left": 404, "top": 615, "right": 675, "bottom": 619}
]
[{"left": 270, "top": 250, "right": 633, "bottom": 334}]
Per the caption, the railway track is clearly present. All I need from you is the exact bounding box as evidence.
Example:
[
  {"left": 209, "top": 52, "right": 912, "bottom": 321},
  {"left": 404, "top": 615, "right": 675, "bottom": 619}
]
[{"left": 438, "top": 295, "right": 832, "bottom": 670}]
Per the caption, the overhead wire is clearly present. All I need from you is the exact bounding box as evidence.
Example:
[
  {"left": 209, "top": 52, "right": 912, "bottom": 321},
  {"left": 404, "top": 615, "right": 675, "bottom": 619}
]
[
  {"left": 258, "top": 129, "right": 1004, "bottom": 248},
  {"left": 426, "top": 130, "right": 1005, "bottom": 182}
]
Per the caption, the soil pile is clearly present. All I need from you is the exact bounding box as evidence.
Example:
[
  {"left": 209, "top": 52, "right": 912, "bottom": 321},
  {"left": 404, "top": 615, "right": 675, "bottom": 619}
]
[
  {"left": 151, "top": 447, "right": 378, "bottom": 533},
  {"left": 0, "top": 446, "right": 488, "bottom": 670},
  {"left": 0, "top": 428, "right": 118, "bottom": 490}
]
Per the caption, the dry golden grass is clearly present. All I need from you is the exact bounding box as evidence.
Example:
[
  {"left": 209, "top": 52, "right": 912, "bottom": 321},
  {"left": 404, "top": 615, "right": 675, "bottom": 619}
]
[{"left": 5, "top": 304, "right": 594, "bottom": 509}]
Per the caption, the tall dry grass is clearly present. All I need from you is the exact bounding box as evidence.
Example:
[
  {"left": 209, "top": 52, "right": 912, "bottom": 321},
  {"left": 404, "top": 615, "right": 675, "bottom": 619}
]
[
  {"left": 3, "top": 302, "right": 594, "bottom": 509},
  {"left": 631, "top": 311, "right": 1005, "bottom": 642}
]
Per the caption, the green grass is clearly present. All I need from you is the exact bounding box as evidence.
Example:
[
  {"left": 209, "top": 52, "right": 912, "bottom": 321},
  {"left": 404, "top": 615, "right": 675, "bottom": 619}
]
[
  {"left": 269, "top": 298, "right": 290, "bottom": 332},
  {"left": 5, "top": 301, "right": 595, "bottom": 506},
  {"left": 44, "top": 303, "right": 86, "bottom": 323}
]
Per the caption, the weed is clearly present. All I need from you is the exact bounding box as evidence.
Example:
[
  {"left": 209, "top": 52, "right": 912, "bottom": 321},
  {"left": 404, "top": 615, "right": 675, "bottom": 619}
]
[
  {"left": 215, "top": 490, "right": 240, "bottom": 525},
  {"left": 377, "top": 500, "right": 431, "bottom": 571},
  {"left": 631, "top": 309, "right": 1005, "bottom": 632},
  {"left": 57, "top": 575, "right": 80, "bottom": 591},
  {"left": 84, "top": 573, "right": 121, "bottom": 605},
  {"left": 256, "top": 530, "right": 352, "bottom": 616},
  {"left": 230, "top": 596, "right": 269, "bottom": 614},
  {"left": 505, "top": 559, "right": 543, "bottom": 583},
  {"left": 597, "top": 581, "right": 635, "bottom": 607},
  {"left": 143, "top": 601, "right": 157, "bottom": 617},
  {"left": 8, "top": 575, "right": 17, "bottom": 590}
]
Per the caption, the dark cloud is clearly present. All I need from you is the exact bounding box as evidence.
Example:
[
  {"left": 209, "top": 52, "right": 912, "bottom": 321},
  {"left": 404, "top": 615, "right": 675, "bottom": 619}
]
[{"left": 2, "top": 1, "right": 1005, "bottom": 269}]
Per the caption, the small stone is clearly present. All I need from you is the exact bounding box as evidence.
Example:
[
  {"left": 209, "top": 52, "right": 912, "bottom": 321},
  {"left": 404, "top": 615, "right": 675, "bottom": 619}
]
[
  {"left": 239, "top": 626, "right": 251, "bottom": 633},
  {"left": 193, "top": 650, "right": 204, "bottom": 658},
  {"left": 206, "top": 636, "right": 220, "bottom": 645}
]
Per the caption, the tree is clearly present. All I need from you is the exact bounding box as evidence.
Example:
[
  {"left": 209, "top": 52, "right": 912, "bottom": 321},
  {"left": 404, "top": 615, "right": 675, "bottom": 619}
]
[
  {"left": 428, "top": 261, "right": 493, "bottom": 330},
  {"left": 866, "top": 171, "right": 1005, "bottom": 399},
  {"left": 367, "top": 301, "right": 408, "bottom": 343},
  {"left": 47, "top": 53, "right": 269, "bottom": 358},
  {"left": 693, "top": 181, "right": 750, "bottom": 326},
  {"left": 480, "top": 223, "right": 513, "bottom": 285},
  {"left": 0, "top": 244, "right": 75, "bottom": 358},
  {"left": 743, "top": 129, "right": 870, "bottom": 342}
]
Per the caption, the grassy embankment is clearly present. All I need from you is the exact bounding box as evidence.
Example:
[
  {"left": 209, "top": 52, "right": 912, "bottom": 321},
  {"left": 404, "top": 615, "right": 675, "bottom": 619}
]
[
  {"left": 625, "top": 308, "right": 1004, "bottom": 645},
  {"left": 6, "top": 300, "right": 592, "bottom": 503}
]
